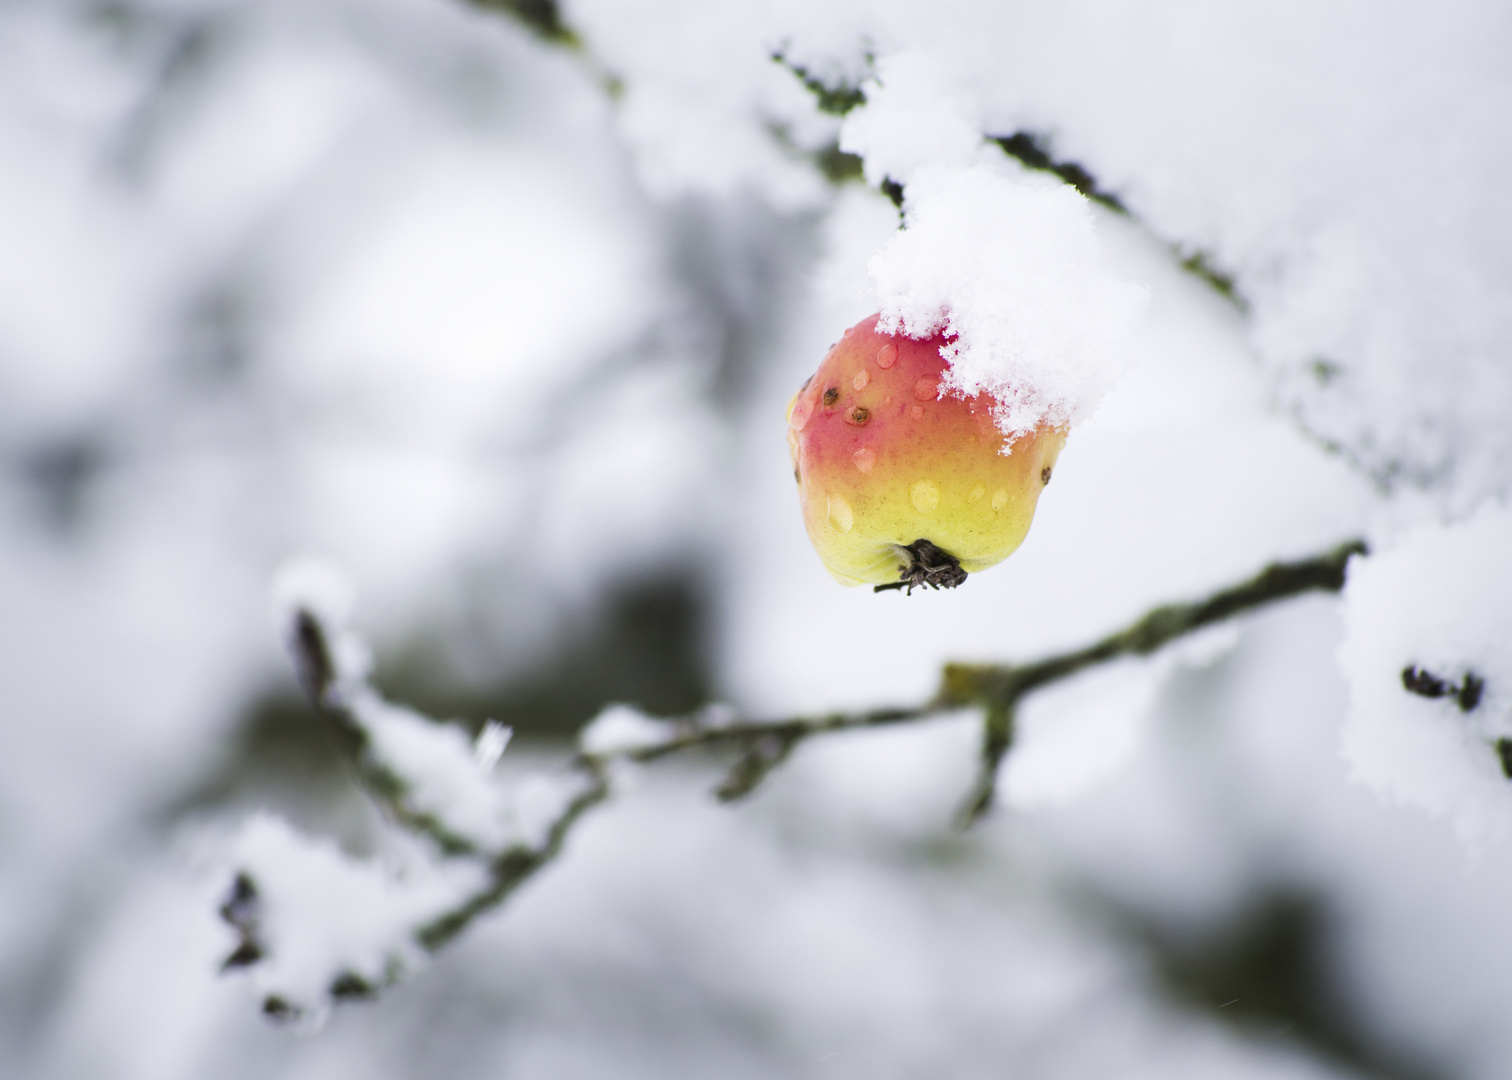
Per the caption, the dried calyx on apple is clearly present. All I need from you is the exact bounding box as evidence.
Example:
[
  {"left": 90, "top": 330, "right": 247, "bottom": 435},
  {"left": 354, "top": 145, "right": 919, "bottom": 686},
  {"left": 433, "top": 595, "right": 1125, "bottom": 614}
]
[{"left": 787, "top": 315, "right": 1065, "bottom": 592}]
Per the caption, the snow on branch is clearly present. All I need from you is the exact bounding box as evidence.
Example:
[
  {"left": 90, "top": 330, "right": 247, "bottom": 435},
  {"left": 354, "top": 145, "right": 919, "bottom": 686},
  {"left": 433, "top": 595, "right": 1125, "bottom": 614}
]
[
  {"left": 217, "top": 559, "right": 609, "bottom": 1024},
  {"left": 1340, "top": 508, "right": 1512, "bottom": 847},
  {"left": 835, "top": 50, "right": 1148, "bottom": 440},
  {"left": 218, "top": 539, "right": 1367, "bottom": 1022},
  {"left": 219, "top": 815, "right": 488, "bottom": 1025},
  {"left": 811, "top": 48, "right": 1244, "bottom": 314},
  {"left": 582, "top": 539, "right": 1366, "bottom": 827},
  {"left": 867, "top": 163, "right": 1149, "bottom": 439}
]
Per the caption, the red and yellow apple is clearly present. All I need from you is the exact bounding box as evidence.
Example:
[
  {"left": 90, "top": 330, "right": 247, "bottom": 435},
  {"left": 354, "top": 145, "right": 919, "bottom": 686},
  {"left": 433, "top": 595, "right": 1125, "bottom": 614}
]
[{"left": 787, "top": 314, "right": 1065, "bottom": 590}]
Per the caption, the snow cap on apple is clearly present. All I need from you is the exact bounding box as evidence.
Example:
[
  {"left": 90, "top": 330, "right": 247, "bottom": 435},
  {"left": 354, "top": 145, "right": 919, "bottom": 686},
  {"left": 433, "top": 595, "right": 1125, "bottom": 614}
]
[{"left": 790, "top": 52, "right": 1147, "bottom": 591}]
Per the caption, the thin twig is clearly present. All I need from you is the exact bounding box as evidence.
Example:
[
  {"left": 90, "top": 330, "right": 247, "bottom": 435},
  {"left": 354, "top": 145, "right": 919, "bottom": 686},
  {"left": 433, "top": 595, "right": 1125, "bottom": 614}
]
[
  {"left": 939, "top": 538, "right": 1367, "bottom": 821},
  {"left": 587, "top": 539, "right": 1366, "bottom": 823},
  {"left": 414, "top": 760, "right": 609, "bottom": 952}
]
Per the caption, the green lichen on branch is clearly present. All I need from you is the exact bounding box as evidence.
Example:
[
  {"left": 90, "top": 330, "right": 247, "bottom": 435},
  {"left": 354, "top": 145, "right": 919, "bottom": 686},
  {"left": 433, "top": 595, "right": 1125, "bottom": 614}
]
[
  {"left": 766, "top": 121, "right": 865, "bottom": 186},
  {"left": 989, "top": 131, "right": 1128, "bottom": 215},
  {"left": 464, "top": 0, "right": 580, "bottom": 49},
  {"left": 812, "top": 141, "right": 865, "bottom": 185},
  {"left": 771, "top": 49, "right": 868, "bottom": 116},
  {"left": 1173, "top": 246, "right": 1248, "bottom": 311}
]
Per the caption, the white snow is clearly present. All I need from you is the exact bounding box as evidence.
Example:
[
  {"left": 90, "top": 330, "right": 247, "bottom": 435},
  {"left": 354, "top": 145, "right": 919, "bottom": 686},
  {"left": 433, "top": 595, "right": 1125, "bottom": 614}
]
[
  {"left": 1339, "top": 506, "right": 1512, "bottom": 847},
  {"left": 578, "top": 702, "right": 679, "bottom": 756},
  {"left": 271, "top": 555, "right": 374, "bottom": 696},
  {"left": 840, "top": 50, "right": 1148, "bottom": 440},
  {"left": 272, "top": 556, "right": 355, "bottom": 635},
  {"left": 6, "top": 2, "right": 1512, "bottom": 1078},
  {"left": 868, "top": 162, "right": 1149, "bottom": 439},
  {"left": 576, "top": 1, "right": 1512, "bottom": 506},
  {"left": 838, "top": 50, "right": 983, "bottom": 187},
  {"left": 226, "top": 813, "right": 484, "bottom": 1023},
  {"left": 349, "top": 691, "right": 517, "bottom": 852},
  {"left": 506, "top": 770, "right": 599, "bottom": 851}
]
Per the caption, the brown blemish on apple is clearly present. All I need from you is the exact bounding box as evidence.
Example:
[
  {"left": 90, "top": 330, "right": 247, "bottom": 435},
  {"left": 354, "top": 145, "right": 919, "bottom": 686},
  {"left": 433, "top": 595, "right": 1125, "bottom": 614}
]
[
  {"left": 1041, "top": 466, "right": 1053, "bottom": 485},
  {"left": 823, "top": 387, "right": 839, "bottom": 406},
  {"left": 846, "top": 406, "right": 871, "bottom": 426}
]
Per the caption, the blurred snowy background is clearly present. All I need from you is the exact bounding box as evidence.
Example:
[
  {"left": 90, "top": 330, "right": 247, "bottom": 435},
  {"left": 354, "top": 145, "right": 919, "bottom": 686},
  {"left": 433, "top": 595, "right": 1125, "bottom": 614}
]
[{"left": 2, "top": 0, "right": 1511, "bottom": 1077}]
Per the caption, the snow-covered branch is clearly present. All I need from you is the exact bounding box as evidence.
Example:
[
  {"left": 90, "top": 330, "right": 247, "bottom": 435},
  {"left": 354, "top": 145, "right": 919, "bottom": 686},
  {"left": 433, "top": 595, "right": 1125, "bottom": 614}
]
[
  {"left": 216, "top": 562, "right": 609, "bottom": 1025},
  {"left": 221, "top": 539, "right": 1366, "bottom": 1021},
  {"left": 775, "top": 53, "right": 1246, "bottom": 311},
  {"left": 577, "top": 539, "right": 1366, "bottom": 824}
]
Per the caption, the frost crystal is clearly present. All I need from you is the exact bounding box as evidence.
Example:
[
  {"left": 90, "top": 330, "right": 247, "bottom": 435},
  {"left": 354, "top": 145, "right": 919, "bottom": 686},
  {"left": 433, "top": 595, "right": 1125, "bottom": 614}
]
[
  {"left": 1339, "top": 507, "right": 1512, "bottom": 847},
  {"left": 473, "top": 719, "right": 513, "bottom": 773}
]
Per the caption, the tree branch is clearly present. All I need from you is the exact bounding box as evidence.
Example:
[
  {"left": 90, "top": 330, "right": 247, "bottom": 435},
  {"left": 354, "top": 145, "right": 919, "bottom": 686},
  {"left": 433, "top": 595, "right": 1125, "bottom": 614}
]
[
  {"left": 938, "top": 538, "right": 1366, "bottom": 821},
  {"left": 586, "top": 539, "right": 1365, "bottom": 824},
  {"left": 229, "top": 538, "right": 1364, "bottom": 1018}
]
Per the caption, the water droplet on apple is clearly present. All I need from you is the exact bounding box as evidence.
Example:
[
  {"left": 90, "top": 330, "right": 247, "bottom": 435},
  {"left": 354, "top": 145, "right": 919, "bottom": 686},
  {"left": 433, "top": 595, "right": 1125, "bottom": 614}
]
[
  {"left": 991, "top": 489, "right": 1009, "bottom": 511},
  {"left": 909, "top": 405, "right": 924, "bottom": 419},
  {"left": 853, "top": 448, "right": 876, "bottom": 473},
  {"left": 853, "top": 369, "right": 870, "bottom": 391},
  {"left": 789, "top": 396, "right": 813, "bottom": 430},
  {"left": 913, "top": 377, "right": 938, "bottom": 401},
  {"left": 827, "top": 495, "right": 854, "bottom": 533},
  {"left": 910, "top": 480, "right": 939, "bottom": 513},
  {"left": 969, "top": 484, "right": 985, "bottom": 502},
  {"left": 877, "top": 343, "right": 898, "bottom": 369}
]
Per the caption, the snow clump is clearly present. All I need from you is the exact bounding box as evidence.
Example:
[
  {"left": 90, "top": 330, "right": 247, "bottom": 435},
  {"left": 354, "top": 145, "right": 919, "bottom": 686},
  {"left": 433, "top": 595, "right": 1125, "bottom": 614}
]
[
  {"left": 272, "top": 555, "right": 373, "bottom": 698},
  {"left": 844, "top": 51, "right": 1148, "bottom": 442},
  {"left": 839, "top": 49, "right": 983, "bottom": 187},
  {"left": 225, "top": 814, "right": 485, "bottom": 1024},
  {"left": 1339, "top": 506, "right": 1512, "bottom": 847},
  {"left": 351, "top": 694, "right": 517, "bottom": 851},
  {"left": 579, "top": 702, "right": 679, "bottom": 756},
  {"left": 272, "top": 556, "right": 522, "bottom": 852}
]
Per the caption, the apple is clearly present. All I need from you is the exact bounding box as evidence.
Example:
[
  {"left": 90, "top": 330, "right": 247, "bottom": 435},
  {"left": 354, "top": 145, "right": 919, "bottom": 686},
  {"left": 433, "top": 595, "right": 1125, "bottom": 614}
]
[{"left": 787, "top": 314, "right": 1065, "bottom": 591}]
